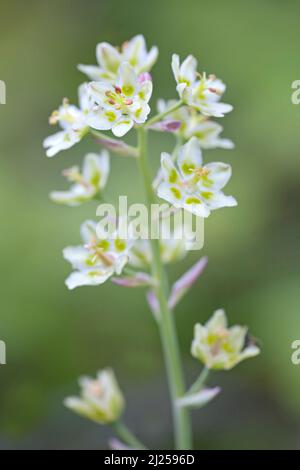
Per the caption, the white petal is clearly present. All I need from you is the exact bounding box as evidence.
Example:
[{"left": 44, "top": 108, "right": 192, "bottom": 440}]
[
  {"left": 87, "top": 109, "right": 121, "bottom": 131},
  {"left": 216, "top": 138, "right": 234, "bottom": 149},
  {"left": 171, "top": 54, "right": 180, "bottom": 83},
  {"left": 139, "top": 46, "right": 158, "bottom": 73},
  {"left": 43, "top": 130, "right": 80, "bottom": 157},
  {"left": 200, "top": 162, "right": 232, "bottom": 191},
  {"left": 160, "top": 152, "right": 180, "bottom": 184},
  {"left": 77, "top": 64, "right": 111, "bottom": 81},
  {"left": 131, "top": 102, "right": 151, "bottom": 124},
  {"left": 177, "top": 387, "right": 220, "bottom": 409},
  {"left": 157, "top": 98, "right": 168, "bottom": 113},
  {"left": 228, "top": 326, "right": 247, "bottom": 351},
  {"left": 82, "top": 151, "right": 110, "bottom": 191},
  {"left": 78, "top": 82, "right": 92, "bottom": 111},
  {"left": 50, "top": 186, "right": 92, "bottom": 206},
  {"left": 157, "top": 182, "right": 185, "bottom": 209},
  {"left": 180, "top": 54, "right": 197, "bottom": 85},
  {"left": 138, "top": 80, "right": 153, "bottom": 103},
  {"left": 209, "top": 77, "right": 226, "bottom": 97},
  {"left": 176, "top": 82, "right": 188, "bottom": 99},
  {"left": 201, "top": 191, "right": 237, "bottom": 210},
  {"left": 177, "top": 137, "right": 203, "bottom": 177},
  {"left": 63, "top": 246, "right": 89, "bottom": 270},
  {"left": 122, "top": 35, "right": 146, "bottom": 68},
  {"left": 206, "top": 309, "right": 228, "bottom": 331},
  {"left": 190, "top": 120, "right": 234, "bottom": 150},
  {"left": 239, "top": 345, "right": 260, "bottom": 362},
  {"left": 96, "top": 42, "right": 122, "bottom": 73},
  {"left": 64, "top": 396, "right": 94, "bottom": 418},
  {"left": 65, "top": 267, "right": 113, "bottom": 289},
  {"left": 112, "top": 118, "right": 134, "bottom": 137},
  {"left": 89, "top": 82, "right": 112, "bottom": 105},
  {"left": 202, "top": 102, "right": 233, "bottom": 117},
  {"left": 80, "top": 220, "right": 98, "bottom": 244},
  {"left": 183, "top": 194, "right": 210, "bottom": 218},
  {"left": 114, "top": 253, "right": 128, "bottom": 275},
  {"left": 116, "top": 62, "right": 138, "bottom": 96}
]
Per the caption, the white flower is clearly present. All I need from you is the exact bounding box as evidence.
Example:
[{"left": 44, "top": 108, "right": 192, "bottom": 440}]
[
  {"left": 191, "top": 309, "right": 260, "bottom": 370},
  {"left": 88, "top": 62, "right": 152, "bottom": 136},
  {"left": 172, "top": 54, "right": 232, "bottom": 117},
  {"left": 155, "top": 99, "right": 234, "bottom": 149},
  {"left": 63, "top": 220, "right": 130, "bottom": 289},
  {"left": 78, "top": 35, "right": 158, "bottom": 82},
  {"left": 64, "top": 369, "right": 124, "bottom": 424},
  {"left": 171, "top": 54, "right": 198, "bottom": 91},
  {"left": 50, "top": 151, "right": 110, "bottom": 206},
  {"left": 156, "top": 137, "right": 237, "bottom": 218},
  {"left": 43, "top": 83, "right": 92, "bottom": 157}
]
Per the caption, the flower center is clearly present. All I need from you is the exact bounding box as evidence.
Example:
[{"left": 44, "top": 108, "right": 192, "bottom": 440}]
[
  {"left": 209, "top": 329, "right": 230, "bottom": 356},
  {"left": 194, "top": 167, "right": 209, "bottom": 178},
  {"left": 87, "top": 380, "right": 103, "bottom": 397},
  {"left": 105, "top": 86, "right": 133, "bottom": 111},
  {"left": 85, "top": 238, "right": 114, "bottom": 266},
  {"left": 62, "top": 167, "right": 92, "bottom": 190}
]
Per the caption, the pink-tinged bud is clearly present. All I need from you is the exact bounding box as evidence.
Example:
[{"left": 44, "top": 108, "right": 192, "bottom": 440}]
[
  {"left": 177, "top": 387, "right": 221, "bottom": 409},
  {"left": 208, "top": 87, "right": 217, "bottom": 93},
  {"left": 94, "top": 136, "right": 138, "bottom": 158},
  {"left": 150, "top": 120, "right": 182, "bottom": 133},
  {"left": 109, "top": 438, "right": 132, "bottom": 451},
  {"left": 124, "top": 99, "right": 133, "bottom": 106},
  {"left": 138, "top": 72, "right": 152, "bottom": 83},
  {"left": 168, "top": 257, "right": 208, "bottom": 309},
  {"left": 146, "top": 290, "right": 160, "bottom": 318},
  {"left": 112, "top": 272, "right": 154, "bottom": 288}
]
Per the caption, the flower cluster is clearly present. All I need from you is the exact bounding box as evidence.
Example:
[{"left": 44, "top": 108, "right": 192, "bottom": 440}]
[
  {"left": 63, "top": 220, "right": 130, "bottom": 290},
  {"left": 78, "top": 35, "right": 158, "bottom": 82},
  {"left": 44, "top": 36, "right": 157, "bottom": 156},
  {"left": 172, "top": 54, "right": 232, "bottom": 117},
  {"left": 88, "top": 62, "right": 153, "bottom": 136},
  {"left": 157, "top": 137, "right": 237, "bottom": 217},
  {"left": 45, "top": 35, "right": 260, "bottom": 449}
]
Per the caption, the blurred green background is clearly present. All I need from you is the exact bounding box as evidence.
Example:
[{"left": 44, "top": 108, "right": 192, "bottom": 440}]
[{"left": 0, "top": 0, "right": 300, "bottom": 449}]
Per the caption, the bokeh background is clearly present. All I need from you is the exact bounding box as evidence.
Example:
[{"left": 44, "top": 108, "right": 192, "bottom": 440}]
[{"left": 0, "top": 0, "right": 300, "bottom": 449}]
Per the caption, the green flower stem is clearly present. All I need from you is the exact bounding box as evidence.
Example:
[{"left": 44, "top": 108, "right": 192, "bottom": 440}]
[
  {"left": 146, "top": 100, "right": 183, "bottom": 128},
  {"left": 188, "top": 367, "right": 209, "bottom": 395},
  {"left": 137, "top": 126, "right": 192, "bottom": 450},
  {"left": 113, "top": 421, "right": 147, "bottom": 450}
]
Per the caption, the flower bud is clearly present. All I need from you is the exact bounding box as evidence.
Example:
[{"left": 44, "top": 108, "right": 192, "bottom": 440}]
[{"left": 64, "top": 369, "right": 125, "bottom": 424}]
